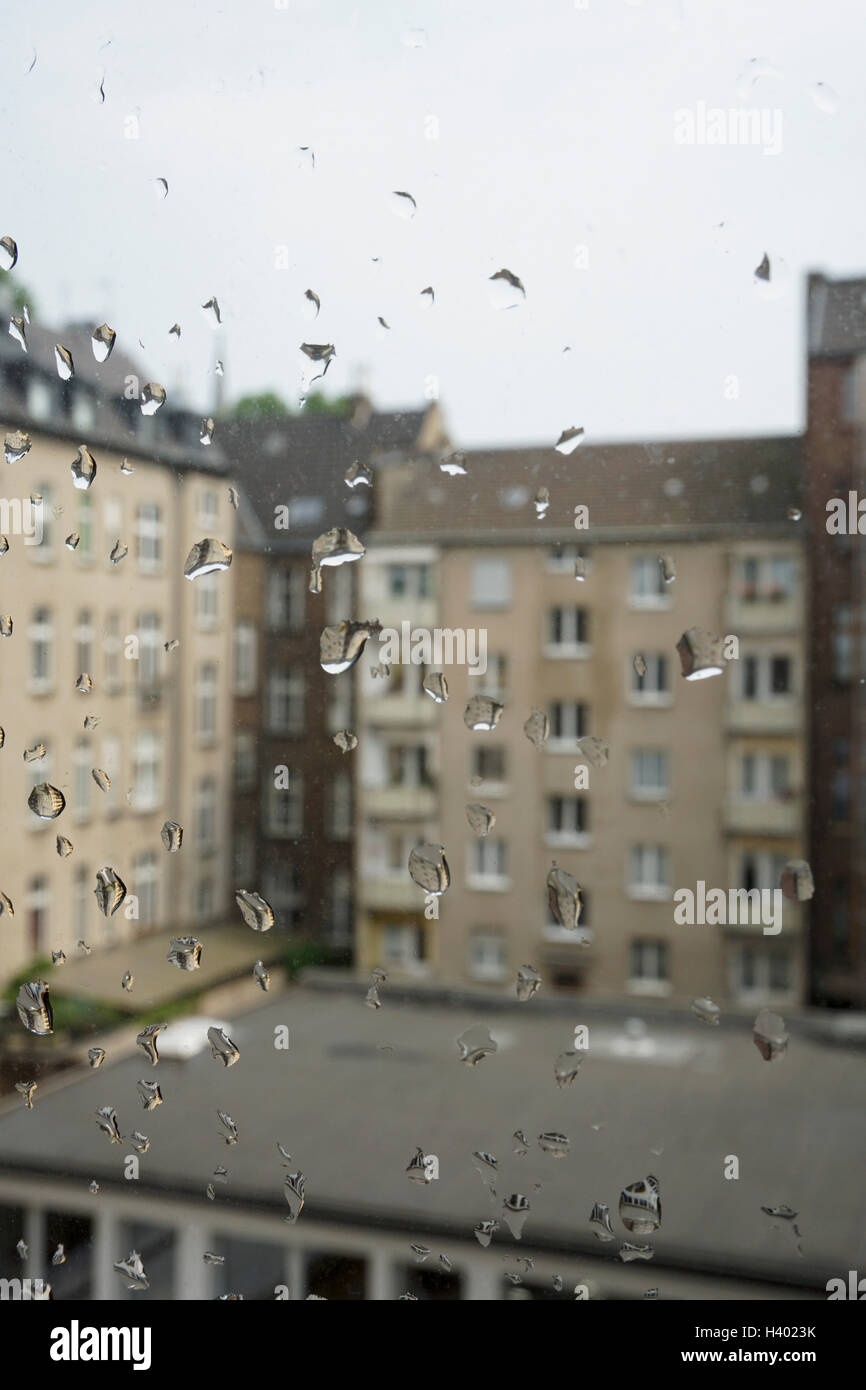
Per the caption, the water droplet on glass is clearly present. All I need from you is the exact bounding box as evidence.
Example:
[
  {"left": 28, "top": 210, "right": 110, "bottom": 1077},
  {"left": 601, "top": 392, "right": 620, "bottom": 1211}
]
[
  {"left": 754, "top": 251, "right": 771, "bottom": 282},
  {"left": 199, "top": 417, "right": 215, "bottom": 447},
  {"left": 555, "top": 426, "right": 584, "bottom": 455},
  {"left": 8, "top": 313, "right": 28, "bottom": 352},
  {"left": 28, "top": 783, "right": 66, "bottom": 820},
  {"left": 619, "top": 1243, "right": 654, "bottom": 1263},
  {"left": 114, "top": 1251, "right": 149, "bottom": 1291},
  {"left": 408, "top": 842, "right": 450, "bottom": 894},
  {"left": 154, "top": 177, "right": 169, "bottom": 200},
  {"left": 94, "top": 867, "right": 126, "bottom": 916},
  {"left": 658, "top": 554, "right": 676, "bottom": 585},
  {"left": 753, "top": 1008, "right": 788, "bottom": 1061},
  {"left": 465, "top": 802, "right": 495, "bottom": 837},
  {"left": 5, "top": 429, "right": 31, "bottom": 463},
  {"left": 140, "top": 383, "right": 166, "bottom": 416},
  {"left": 303, "top": 288, "right": 321, "bottom": 320},
  {"left": 208, "top": 1026, "right": 240, "bottom": 1068},
  {"left": 203, "top": 1251, "right": 225, "bottom": 1267},
  {"left": 164, "top": 936, "right": 201, "bottom": 973},
  {"left": 676, "top": 627, "right": 725, "bottom": 680},
  {"left": 91, "top": 323, "right": 116, "bottom": 361},
  {"left": 439, "top": 1254, "right": 452, "bottom": 1272},
  {"left": 235, "top": 889, "right": 275, "bottom": 931},
  {"left": 554, "top": 1050, "right": 582, "bottom": 1087},
  {"left": 440, "top": 450, "right": 468, "bottom": 476},
  {"left": 488, "top": 268, "right": 526, "bottom": 310},
  {"left": 75, "top": 673, "right": 94, "bottom": 693},
  {"left": 619, "top": 1176, "right": 661, "bottom": 1234},
  {"left": 120, "top": 458, "right": 134, "bottom": 475},
  {"left": 410, "top": 1243, "right": 430, "bottom": 1263},
  {"left": 71, "top": 445, "right": 97, "bottom": 490},
  {"left": 218, "top": 1110, "right": 238, "bottom": 1145},
  {"left": 691, "top": 996, "right": 720, "bottom": 1025},
  {"left": 201, "top": 297, "right": 222, "bottom": 328},
  {"left": 23, "top": 742, "right": 46, "bottom": 763},
  {"left": 419, "top": 669, "right": 448, "bottom": 704},
  {"left": 310, "top": 527, "right": 366, "bottom": 593},
  {"left": 1, "top": 892, "right": 16, "bottom": 916},
  {"left": 0, "top": 614, "right": 12, "bottom": 637},
  {"left": 78, "top": 941, "right": 91, "bottom": 955},
  {"left": 474, "top": 1219, "right": 499, "bottom": 1248},
  {"left": 160, "top": 820, "right": 183, "bottom": 853},
  {"left": 15, "top": 1081, "right": 36, "bottom": 1109},
  {"left": 547, "top": 863, "right": 582, "bottom": 929},
  {"left": 284, "top": 1172, "right": 305, "bottom": 1222},
  {"left": 463, "top": 695, "right": 503, "bottom": 731},
  {"left": 89, "top": 1181, "right": 99, "bottom": 1195},
  {"left": 136, "top": 1023, "right": 166, "bottom": 1066},
  {"left": 365, "top": 985, "right": 381, "bottom": 1009},
  {"left": 808, "top": 80, "right": 839, "bottom": 113},
  {"left": 300, "top": 341, "right": 336, "bottom": 388},
  {"left": 0, "top": 235, "right": 18, "bottom": 271},
  {"left": 122, "top": 971, "right": 134, "bottom": 993},
  {"left": 736, "top": 57, "right": 783, "bottom": 100},
  {"left": 589, "top": 1202, "right": 615, "bottom": 1241},
  {"left": 523, "top": 707, "right": 549, "bottom": 749},
  {"left": 253, "top": 960, "right": 270, "bottom": 992},
  {"left": 51, "top": 1244, "right": 66, "bottom": 1265},
  {"left": 91, "top": 767, "right": 111, "bottom": 793},
  {"left": 184, "top": 537, "right": 232, "bottom": 579},
  {"left": 456, "top": 1023, "right": 497, "bottom": 1066},
  {"left": 88, "top": 1048, "right": 106, "bottom": 1069},
  {"left": 502, "top": 1194, "right": 530, "bottom": 1239},
  {"left": 575, "top": 735, "right": 609, "bottom": 767},
  {"left": 515, "top": 965, "right": 542, "bottom": 1002},
  {"left": 85, "top": 712, "right": 103, "bottom": 731},
  {"left": 95, "top": 1106, "right": 123, "bottom": 1143},
  {"left": 633, "top": 654, "right": 647, "bottom": 679},
  {"left": 137, "top": 1080, "right": 162, "bottom": 1111},
  {"left": 345, "top": 459, "right": 373, "bottom": 489},
  {"left": 538, "top": 1131, "right": 570, "bottom": 1159},
  {"left": 780, "top": 858, "right": 813, "bottom": 901},
  {"left": 0, "top": 535, "right": 8, "bottom": 554},
  {"left": 472, "top": 1149, "right": 498, "bottom": 1181},
  {"left": 390, "top": 190, "right": 417, "bottom": 220},
  {"left": 55, "top": 345, "right": 74, "bottom": 380},
  {"left": 534, "top": 487, "right": 550, "bottom": 519},
  {"left": 405, "top": 1147, "right": 434, "bottom": 1184},
  {"left": 51, "top": 949, "right": 66, "bottom": 966},
  {"left": 56, "top": 835, "right": 73, "bottom": 858},
  {"left": 164, "top": 638, "right": 179, "bottom": 653},
  {"left": 0, "top": 727, "right": 4, "bottom": 746}
]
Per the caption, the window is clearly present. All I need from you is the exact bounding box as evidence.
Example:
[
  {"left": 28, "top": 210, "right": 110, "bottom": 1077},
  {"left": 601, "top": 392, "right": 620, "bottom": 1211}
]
[
  {"left": 266, "top": 769, "right": 303, "bottom": 838},
  {"left": 628, "top": 845, "right": 670, "bottom": 898},
  {"left": 104, "top": 613, "right": 122, "bottom": 691},
  {"left": 30, "top": 484, "right": 52, "bottom": 558},
  {"left": 234, "top": 825, "right": 256, "bottom": 884},
  {"left": 28, "top": 607, "right": 54, "bottom": 692},
  {"left": 382, "top": 924, "right": 424, "bottom": 968},
  {"left": 475, "top": 654, "right": 507, "bottom": 700},
  {"left": 549, "top": 700, "right": 588, "bottom": 745},
  {"left": 195, "top": 574, "right": 220, "bottom": 629},
  {"left": 629, "top": 556, "right": 669, "bottom": 607},
  {"left": 547, "top": 606, "right": 589, "bottom": 652},
  {"left": 328, "top": 676, "right": 352, "bottom": 733},
  {"left": 470, "top": 745, "right": 507, "bottom": 788},
  {"left": 740, "top": 752, "right": 791, "bottom": 799},
  {"left": 71, "top": 387, "right": 95, "bottom": 431},
  {"left": 233, "top": 730, "right": 257, "bottom": 791},
  {"left": 832, "top": 604, "right": 854, "bottom": 683},
  {"left": 631, "top": 750, "right": 669, "bottom": 798},
  {"left": 138, "top": 613, "right": 162, "bottom": 692},
  {"left": 268, "top": 568, "right": 305, "bottom": 631},
  {"left": 77, "top": 494, "right": 94, "bottom": 560},
  {"left": 740, "top": 850, "right": 788, "bottom": 893},
  {"left": 327, "top": 772, "right": 352, "bottom": 839},
  {"left": 133, "top": 851, "right": 159, "bottom": 927},
  {"left": 629, "top": 939, "right": 670, "bottom": 991},
  {"left": 101, "top": 735, "right": 122, "bottom": 816},
  {"left": 74, "top": 866, "right": 90, "bottom": 943},
  {"left": 740, "top": 653, "right": 794, "bottom": 700},
  {"left": 468, "top": 838, "right": 509, "bottom": 889},
  {"left": 27, "top": 377, "right": 54, "bottom": 421},
  {"left": 267, "top": 667, "right": 304, "bottom": 733},
  {"left": 195, "top": 663, "right": 218, "bottom": 741},
  {"left": 103, "top": 497, "right": 122, "bottom": 551},
  {"left": 471, "top": 557, "right": 511, "bottom": 609},
  {"left": 74, "top": 739, "right": 91, "bottom": 820},
  {"left": 387, "top": 744, "right": 430, "bottom": 788},
  {"left": 732, "top": 946, "right": 792, "bottom": 998},
  {"left": 197, "top": 487, "right": 219, "bottom": 528},
  {"left": 387, "top": 563, "right": 431, "bottom": 598},
  {"left": 290, "top": 496, "right": 325, "bottom": 526},
  {"left": 132, "top": 731, "right": 162, "bottom": 812},
  {"left": 195, "top": 777, "right": 217, "bottom": 851},
  {"left": 263, "top": 865, "right": 304, "bottom": 929},
  {"left": 630, "top": 653, "right": 670, "bottom": 702},
  {"left": 195, "top": 877, "right": 215, "bottom": 920},
  {"left": 326, "top": 562, "right": 354, "bottom": 624},
  {"left": 26, "top": 876, "right": 51, "bottom": 954},
  {"left": 327, "top": 869, "right": 352, "bottom": 944},
  {"left": 135, "top": 503, "right": 164, "bottom": 573},
  {"left": 547, "top": 795, "right": 589, "bottom": 843},
  {"left": 74, "top": 609, "right": 94, "bottom": 676},
  {"left": 469, "top": 929, "right": 508, "bottom": 982},
  {"left": 233, "top": 621, "right": 258, "bottom": 695},
  {"left": 737, "top": 555, "right": 797, "bottom": 602},
  {"left": 547, "top": 543, "right": 585, "bottom": 573}
]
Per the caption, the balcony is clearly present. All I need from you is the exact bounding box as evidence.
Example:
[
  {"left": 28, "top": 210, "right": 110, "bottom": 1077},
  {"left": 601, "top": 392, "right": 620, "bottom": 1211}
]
[
  {"left": 360, "top": 876, "right": 425, "bottom": 912},
  {"left": 362, "top": 783, "right": 437, "bottom": 819},
  {"left": 365, "top": 693, "right": 436, "bottom": 727},
  {"left": 724, "top": 796, "right": 801, "bottom": 836},
  {"left": 722, "top": 898, "right": 804, "bottom": 935},
  {"left": 725, "top": 593, "right": 800, "bottom": 635},
  {"left": 726, "top": 699, "right": 801, "bottom": 735}
]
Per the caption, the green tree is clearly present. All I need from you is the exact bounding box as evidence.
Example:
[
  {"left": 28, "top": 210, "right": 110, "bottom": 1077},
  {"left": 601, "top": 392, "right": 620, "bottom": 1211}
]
[
  {"left": 0, "top": 269, "right": 36, "bottom": 316},
  {"left": 230, "top": 391, "right": 290, "bottom": 420}
]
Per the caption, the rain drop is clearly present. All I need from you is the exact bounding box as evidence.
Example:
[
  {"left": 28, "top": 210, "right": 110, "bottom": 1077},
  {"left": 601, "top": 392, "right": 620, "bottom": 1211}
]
[
  {"left": 619, "top": 1176, "right": 662, "bottom": 1234},
  {"left": 167, "top": 936, "right": 202, "bottom": 971},
  {"left": 4, "top": 429, "right": 31, "bottom": 464},
  {"left": 408, "top": 842, "right": 450, "bottom": 894},
  {"left": 70, "top": 446, "right": 97, "bottom": 490},
  {"left": 92, "top": 767, "right": 111, "bottom": 792},
  {"left": 422, "top": 670, "right": 448, "bottom": 702},
  {"left": 161, "top": 820, "right": 183, "bottom": 852},
  {"left": 113, "top": 1251, "right": 149, "bottom": 1291},
  {"left": 554, "top": 1050, "right": 583, "bottom": 1087},
  {"left": 136, "top": 1023, "right": 166, "bottom": 1066},
  {"left": 753, "top": 1008, "right": 788, "bottom": 1061},
  {"left": 253, "top": 960, "right": 270, "bottom": 992},
  {"left": 235, "top": 889, "right": 275, "bottom": 931},
  {"left": 54, "top": 345, "right": 74, "bottom": 381},
  {"left": 390, "top": 190, "right": 417, "bottom": 220},
  {"left": 465, "top": 802, "right": 496, "bottom": 837},
  {"left": 456, "top": 1023, "right": 497, "bottom": 1066},
  {"left": 208, "top": 1026, "right": 240, "bottom": 1068},
  {"left": 95, "top": 1106, "right": 123, "bottom": 1144},
  {"left": 56, "top": 835, "right": 74, "bottom": 858},
  {"left": 547, "top": 863, "right": 582, "bottom": 929},
  {"left": 28, "top": 783, "right": 66, "bottom": 820},
  {"left": 91, "top": 324, "right": 116, "bottom": 361},
  {"left": 516, "top": 964, "right": 541, "bottom": 1002},
  {"left": 464, "top": 695, "right": 503, "bottom": 731},
  {"left": 0, "top": 236, "right": 18, "bottom": 271},
  {"left": 523, "top": 707, "right": 549, "bottom": 749},
  {"left": 691, "top": 996, "right": 720, "bottom": 1025},
  {"left": 140, "top": 383, "right": 166, "bottom": 416},
  {"left": 15, "top": 1081, "right": 36, "bottom": 1109},
  {"left": 94, "top": 867, "right": 126, "bottom": 916},
  {"left": 183, "top": 538, "right": 232, "bottom": 579},
  {"left": 137, "top": 1079, "right": 163, "bottom": 1110},
  {"left": 88, "top": 1048, "right": 106, "bottom": 1069},
  {"left": 555, "top": 426, "right": 584, "bottom": 455}
]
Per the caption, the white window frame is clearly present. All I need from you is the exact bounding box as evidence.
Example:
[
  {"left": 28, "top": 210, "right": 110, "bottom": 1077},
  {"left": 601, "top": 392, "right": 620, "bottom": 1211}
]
[
  {"left": 545, "top": 606, "right": 591, "bottom": 659},
  {"left": 28, "top": 607, "right": 55, "bottom": 694},
  {"left": 628, "top": 844, "right": 671, "bottom": 900},
  {"left": 468, "top": 930, "right": 509, "bottom": 982},
  {"left": 266, "top": 769, "right": 303, "bottom": 839},
  {"left": 630, "top": 750, "right": 669, "bottom": 800},
  {"left": 195, "top": 663, "right": 219, "bottom": 743},
  {"left": 132, "top": 730, "right": 162, "bottom": 813},
  {"left": 471, "top": 557, "right": 512, "bottom": 610},
  {"left": 548, "top": 700, "right": 587, "bottom": 750},
  {"left": 629, "top": 556, "right": 671, "bottom": 610},
  {"left": 628, "top": 938, "right": 671, "bottom": 996},
  {"left": 546, "top": 795, "right": 590, "bottom": 848},
  {"left": 267, "top": 667, "right": 304, "bottom": 734},
  {"left": 233, "top": 621, "right": 258, "bottom": 696},
  {"left": 135, "top": 502, "right": 164, "bottom": 574},
  {"left": 629, "top": 653, "right": 672, "bottom": 707},
  {"left": 467, "top": 838, "right": 510, "bottom": 892}
]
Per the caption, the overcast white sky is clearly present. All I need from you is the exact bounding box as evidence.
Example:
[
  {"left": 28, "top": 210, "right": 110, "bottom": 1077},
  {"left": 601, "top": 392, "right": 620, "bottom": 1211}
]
[{"left": 3, "top": 0, "right": 864, "bottom": 446}]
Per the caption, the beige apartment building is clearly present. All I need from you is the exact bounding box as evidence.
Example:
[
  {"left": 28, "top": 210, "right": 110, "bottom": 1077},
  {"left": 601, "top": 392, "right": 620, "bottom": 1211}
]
[
  {"left": 356, "top": 439, "right": 808, "bottom": 1009},
  {"left": 0, "top": 319, "right": 234, "bottom": 988}
]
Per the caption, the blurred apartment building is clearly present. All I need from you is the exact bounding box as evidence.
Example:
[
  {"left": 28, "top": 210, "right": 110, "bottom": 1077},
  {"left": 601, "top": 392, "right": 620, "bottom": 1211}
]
[
  {"left": 223, "top": 400, "right": 448, "bottom": 948},
  {"left": 356, "top": 440, "right": 809, "bottom": 1009},
  {"left": 0, "top": 306, "right": 235, "bottom": 988},
  {"left": 804, "top": 272, "right": 866, "bottom": 1008}
]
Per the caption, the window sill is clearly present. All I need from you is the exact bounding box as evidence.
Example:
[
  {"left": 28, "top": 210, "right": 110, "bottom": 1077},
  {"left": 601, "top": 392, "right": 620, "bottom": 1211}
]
[
  {"left": 630, "top": 788, "right": 669, "bottom": 802},
  {"left": 545, "top": 833, "right": 592, "bottom": 850},
  {"left": 627, "top": 885, "right": 672, "bottom": 902},
  {"left": 546, "top": 740, "right": 581, "bottom": 754},
  {"left": 543, "top": 644, "right": 592, "bottom": 660},
  {"left": 628, "top": 694, "right": 673, "bottom": 708},
  {"left": 468, "top": 966, "right": 509, "bottom": 983},
  {"left": 628, "top": 596, "right": 672, "bottom": 611},
  {"left": 26, "top": 683, "right": 56, "bottom": 698},
  {"left": 466, "top": 781, "right": 509, "bottom": 798},
  {"left": 627, "top": 978, "right": 672, "bottom": 996},
  {"left": 467, "top": 875, "right": 512, "bottom": 893}
]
